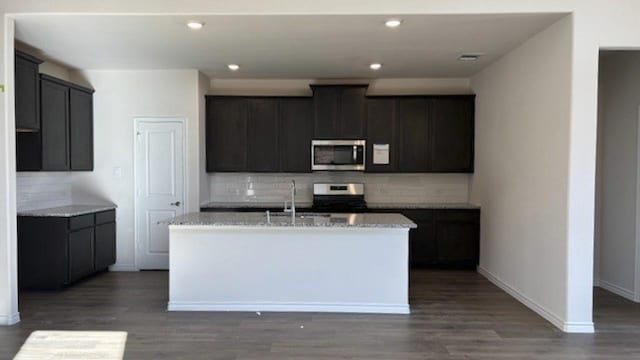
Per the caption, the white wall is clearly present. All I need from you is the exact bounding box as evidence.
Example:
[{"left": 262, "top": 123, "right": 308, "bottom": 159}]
[
  {"left": 69, "top": 70, "right": 201, "bottom": 271},
  {"left": 470, "top": 16, "right": 575, "bottom": 330},
  {"left": 595, "top": 52, "right": 640, "bottom": 299}
]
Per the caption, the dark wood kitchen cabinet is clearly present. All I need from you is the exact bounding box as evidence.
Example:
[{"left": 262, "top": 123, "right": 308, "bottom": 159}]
[
  {"left": 206, "top": 96, "right": 313, "bottom": 173},
  {"left": 40, "top": 77, "right": 70, "bottom": 170},
  {"left": 311, "top": 85, "right": 367, "bottom": 139},
  {"left": 206, "top": 97, "right": 248, "bottom": 172},
  {"left": 15, "top": 50, "right": 42, "bottom": 131},
  {"left": 247, "top": 99, "right": 280, "bottom": 172},
  {"left": 18, "top": 73, "right": 94, "bottom": 172},
  {"left": 367, "top": 95, "right": 475, "bottom": 173},
  {"left": 279, "top": 98, "right": 313, "bottom": 172},
  {"left": 402, "top": 210, "right": 438, "bottom": 267},
  {"left": 18, "top": 209, "right": 117, "bottom": 290},
  {"left": 366, "top": 98, "right": 397, "bottom": 172},
  {"left": 397, "top": 98, "right": 430, "bottom": 172},
  {"left": 434, "top": 209, "right": 480, "bottom": 268},
  {"left": 69, "top": 88, "right": 94, "bottom": 170},
  {"left": 429, "top": 97, "right": 475, "bottom": 172}
]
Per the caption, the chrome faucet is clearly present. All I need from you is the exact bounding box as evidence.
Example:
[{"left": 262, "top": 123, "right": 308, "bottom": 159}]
[{"left": 283, "top": 180, "right": 296, "bottom": 220}]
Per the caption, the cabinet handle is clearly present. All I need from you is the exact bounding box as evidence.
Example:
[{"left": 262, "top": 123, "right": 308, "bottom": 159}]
[{"left": 170, "top": 201, "right": 181, "bottom": 207}]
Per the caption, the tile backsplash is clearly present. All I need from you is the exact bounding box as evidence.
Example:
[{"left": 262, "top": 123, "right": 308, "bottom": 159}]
[
  {"left": 16, "top": 172, "right": 73, "bottom": 211},
  {"left": 207, "top": 173, "right": 470, "bottom": 205}
]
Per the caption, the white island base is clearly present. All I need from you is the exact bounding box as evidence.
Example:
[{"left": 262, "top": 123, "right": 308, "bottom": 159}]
[{"left": 168, "top": 224, "right": 410, "bottom": 314}]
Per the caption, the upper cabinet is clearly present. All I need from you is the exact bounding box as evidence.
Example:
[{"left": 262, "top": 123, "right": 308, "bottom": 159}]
[
  {"left": 311, "top": 85, "right": 367, "bottom": 139},
  {"left": 279, "top": 98, "right": 313, "bottom": 173},
  {"left": 206, "top": 97, "right": 248, "bottom": 172},
  {"left": 205, "top": 88, "right": 474, "bottom": 174},
  {"left": 17, "top": 67, "right": 95, "bottom": 172},
  {"left": 206, "top": 96, "right": 313, "bottom": 173},
  {"left": 366, "top": 95, "right": 475, "bottom": 174},
  {"left": 15, "top": 51, "right": 43, "bottom": 131},
  {"left": 429, "top": 97, "right": 474, "bottom": 172},
  {"left": 41, "top": 77, "right": 70, "bottom": 170}
]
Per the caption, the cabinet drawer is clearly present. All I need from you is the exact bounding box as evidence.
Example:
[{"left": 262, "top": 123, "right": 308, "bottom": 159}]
[
  {"left": 435, "top": 209, "right": 479, "bottom": 223},
  {"left": 95, "top": 210, "right": 115, "bottom": 225},
  {"left": 69, "top": 214, "right": 94, "bottom": 230}
]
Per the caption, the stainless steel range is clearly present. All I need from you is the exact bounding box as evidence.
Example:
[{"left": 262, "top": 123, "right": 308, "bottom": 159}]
[{"left": 311, "top": 183, "right": 368, "bottom": 212}]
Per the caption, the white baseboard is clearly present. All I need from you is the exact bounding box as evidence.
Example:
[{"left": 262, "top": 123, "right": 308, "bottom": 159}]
[
  {"left": 109, "top": 263, "right": 137, "bottom": 272},
  {"left": 168, "top": 301, "right": 410, "bottom": 314},
  {"left": 477, "top": 266, "right": 594, "bottom": 334},
  {"left": 598, "top": 279, "right": 636, "bottom": 301},
  {"left": 0, "top": 312, "right": 20, "bottom": 326}
]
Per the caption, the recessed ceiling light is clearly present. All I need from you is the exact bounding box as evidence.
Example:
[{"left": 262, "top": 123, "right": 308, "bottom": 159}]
[
  {"left": 227, "top": 64, "right": 240, "bottom": 71},
  {"left": 187, "top": 21, "right": 205, "bottom": 30},
  {"left": 385, "top": 19, "right": 402, "bottom": 28},
  {"left": 458, "top": 54, "right": 483, "bottom": 62},
  {"left": 370, "top": 63, "right": 383, "bottom": 70}
]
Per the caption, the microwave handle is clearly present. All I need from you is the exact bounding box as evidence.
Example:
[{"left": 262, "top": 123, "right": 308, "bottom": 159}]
[{"left": 353, "top": 146, "right": 357, "bottom": 162}]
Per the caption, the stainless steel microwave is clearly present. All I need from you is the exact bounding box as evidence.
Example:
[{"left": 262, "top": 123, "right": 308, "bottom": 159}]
[{"left": 311, "top": 140, "right": 366, "bottom": 171}]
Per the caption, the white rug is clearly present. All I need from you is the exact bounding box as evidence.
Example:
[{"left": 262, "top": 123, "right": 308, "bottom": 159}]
[{"left": 14, "top": 331, "right": 127, "bottom": 360}]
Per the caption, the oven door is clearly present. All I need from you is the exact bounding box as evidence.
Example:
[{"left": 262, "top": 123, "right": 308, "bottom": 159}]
[{"left": 311, "top": 140, "right": 365, "bottom": 171}]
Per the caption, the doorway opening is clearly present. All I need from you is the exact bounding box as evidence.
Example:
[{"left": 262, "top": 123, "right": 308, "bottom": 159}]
[{"left": 594, "top": 50, "right": 640, "bottom": 328}]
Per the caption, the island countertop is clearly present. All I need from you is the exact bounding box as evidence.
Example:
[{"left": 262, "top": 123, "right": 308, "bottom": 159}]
[{"left": 164, "top": 211, "right": 416, "bottom": 229}]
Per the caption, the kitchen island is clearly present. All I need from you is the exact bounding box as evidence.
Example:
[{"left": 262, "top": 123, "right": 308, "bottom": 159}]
[{"left": 165, "top": 212, "right": 416, "bottom": 314}]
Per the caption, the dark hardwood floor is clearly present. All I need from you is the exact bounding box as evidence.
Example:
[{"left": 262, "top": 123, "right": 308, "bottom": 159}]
[{"left": 1, "top": 270, "right": 639, "bottom": 359}]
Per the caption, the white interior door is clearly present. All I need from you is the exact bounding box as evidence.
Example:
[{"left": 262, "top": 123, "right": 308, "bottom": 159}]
[{"left": 135, "top": 119, "right": 185, "bottom": 270}]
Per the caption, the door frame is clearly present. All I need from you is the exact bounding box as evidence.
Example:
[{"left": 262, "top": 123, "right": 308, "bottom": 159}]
[
  {"left": 133, "top": 117, "right": 187, "bottom": 271},
  {"left": 635, "top": 107, "right": 640, "bottom": 302}
]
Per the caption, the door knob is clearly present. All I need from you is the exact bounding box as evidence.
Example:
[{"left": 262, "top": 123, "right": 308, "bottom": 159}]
[{"left": 170, "top": 201, "right": 181, "bottom": 207}]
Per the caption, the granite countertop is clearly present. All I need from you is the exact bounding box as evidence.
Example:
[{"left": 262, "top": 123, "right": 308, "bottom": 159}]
[
  {"left": 17, "top": 204, "right": 117, "bottom": 217},
  {"left": 201, "top": 201, "right": 479, "bottom": 210},
  {"left": 366, "top": 202, "right": 480, "bottom": 209},
  {"left": 164, "top": 212, "right": 416, "bottom": 229}
]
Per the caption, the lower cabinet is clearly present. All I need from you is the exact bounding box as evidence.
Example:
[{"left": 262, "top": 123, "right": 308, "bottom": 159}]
[
  {"left": 94, "top": 222, "right": 116, "bottom": 271},
  {"left": 18, "top": 209, "right": 116, "bottom": 290},
  {"left": 68, "top": 227, "right": 95, "bottom": 283},
  {"left": 404, "top": 209, "right": 480, "bottom": 269}
]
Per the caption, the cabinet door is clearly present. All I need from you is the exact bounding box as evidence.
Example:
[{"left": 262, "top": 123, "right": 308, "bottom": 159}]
[
  {"left": 247, "top": 99, "right": 280, "bottom": 171},
  {"left": 430, "top": 97, "right": 474, "bottom": 172},
  {"left": 366, "top": 98, "right": 396, "bottom": 172},
  {"left": 16, "top": 132, "right": 41, "bottom": 171},
  {"left": 397, "top": 98, "right": 429, "bottom": 172},
  {"left": 15, "top": 53, "right": 41, "bottom": 130},
  {"left": 68, "top": 227, "right": 94, "bottom": 283},
  {"left": 338, "top": 87, "right": 366, "bottom": 139},
  {"left": 403, "top": 210, "right": 437, "bottom": 267},
  {"left": 69, "top": 88, "right": 94, "bottom": 170},
  {"left": 41, "top": 78, "right": 70, "bottom": 171},
  {"left": 312, "top": 87, "right": 339, "bottom": 139},
  {"left": 279, "top": 98, "right": 312, "bottom": 172},
  {"left": 206, "top": 97, "right": 247, "bottom": 171},
  {"left": 94, "top": 222, "right": 116, "bottom": 271},
  {"left": 435, "top": 210, "right": 480, "bottom": 268}
]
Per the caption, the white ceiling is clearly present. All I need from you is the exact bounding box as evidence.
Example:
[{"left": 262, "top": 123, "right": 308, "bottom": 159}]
[{"left": 14, "top": 13, "right": 565, "bottom": 79}]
